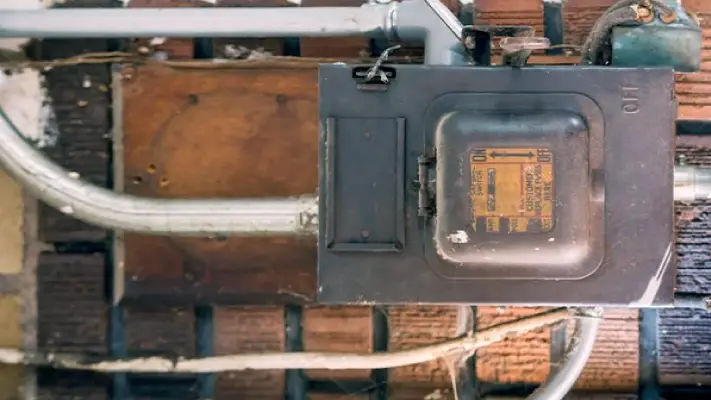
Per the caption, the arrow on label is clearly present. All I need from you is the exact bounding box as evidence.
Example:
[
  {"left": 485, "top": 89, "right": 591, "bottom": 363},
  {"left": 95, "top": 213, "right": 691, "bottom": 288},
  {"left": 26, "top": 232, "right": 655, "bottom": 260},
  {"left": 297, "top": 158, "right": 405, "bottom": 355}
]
[{"left": 490, "top": 151, "right": 534, "bottom": 159}]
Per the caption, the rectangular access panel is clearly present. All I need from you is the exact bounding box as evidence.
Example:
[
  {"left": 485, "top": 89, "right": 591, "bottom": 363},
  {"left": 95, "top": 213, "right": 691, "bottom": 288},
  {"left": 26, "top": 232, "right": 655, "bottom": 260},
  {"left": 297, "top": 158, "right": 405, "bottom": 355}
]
[{"left": 317, "top": 64, "right": 677, "bottom": 307}]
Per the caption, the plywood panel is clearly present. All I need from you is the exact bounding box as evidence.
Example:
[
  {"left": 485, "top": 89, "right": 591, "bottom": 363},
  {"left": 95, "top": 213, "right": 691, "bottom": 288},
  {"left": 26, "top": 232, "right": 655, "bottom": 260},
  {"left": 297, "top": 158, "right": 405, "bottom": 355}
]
[
  {"left": 659, "top": 308, "right": 711, "bottom": 385},
  {"left": 121, "top": 64, "right": 319, "bottom": 304},
  {"left": 36, "top": 254, "right": 109, "bottom": 400}
]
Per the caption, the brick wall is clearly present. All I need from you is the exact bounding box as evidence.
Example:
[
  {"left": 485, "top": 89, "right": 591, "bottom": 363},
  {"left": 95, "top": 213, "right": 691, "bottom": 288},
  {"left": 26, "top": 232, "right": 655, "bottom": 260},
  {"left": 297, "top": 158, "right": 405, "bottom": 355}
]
[
  {"left": 28, "top": 1, "right": 711, "bottom": 399},
  {"left": 34, "top": 1, "right": 115, "bottom": 398}
]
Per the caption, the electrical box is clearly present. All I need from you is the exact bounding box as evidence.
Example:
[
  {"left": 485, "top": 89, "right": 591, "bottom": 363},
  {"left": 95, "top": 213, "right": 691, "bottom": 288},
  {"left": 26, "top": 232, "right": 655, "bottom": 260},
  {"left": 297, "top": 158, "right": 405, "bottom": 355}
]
[{"left": 317, "top": 65, "right": 677, "bottom": 307}]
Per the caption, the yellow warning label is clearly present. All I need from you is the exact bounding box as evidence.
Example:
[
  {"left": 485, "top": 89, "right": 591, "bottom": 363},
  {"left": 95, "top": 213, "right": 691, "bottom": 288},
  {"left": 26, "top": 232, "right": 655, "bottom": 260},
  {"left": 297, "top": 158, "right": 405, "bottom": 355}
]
[{"left": 470, "top": 148, "right": 554, "bottom": 234}]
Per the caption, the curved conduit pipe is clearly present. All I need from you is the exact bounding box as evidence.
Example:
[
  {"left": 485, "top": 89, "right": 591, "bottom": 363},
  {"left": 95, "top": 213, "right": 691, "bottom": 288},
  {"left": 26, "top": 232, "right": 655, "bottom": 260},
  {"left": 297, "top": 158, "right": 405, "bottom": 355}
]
[
  {"left": 526, "top": 308, "right": 602, "bottom": 400},
  {"left": 0, "top": 108, "right": 319, "bottom": 236}
]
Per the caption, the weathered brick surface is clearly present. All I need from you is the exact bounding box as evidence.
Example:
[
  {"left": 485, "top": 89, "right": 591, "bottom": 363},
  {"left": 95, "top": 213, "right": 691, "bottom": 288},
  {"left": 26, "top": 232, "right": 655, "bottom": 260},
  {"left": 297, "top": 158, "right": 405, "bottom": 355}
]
[
  {"left": 303, "top": 306, "right": 372, "bottom": 381},
  {"left": 659, "top": 137, "right": 711, "bottom": 385},
  {"left": 388, "top": 306, "right": 459, "bottom": 384},
  {"left": 674, "top": 11, "right": 711, "bottom": 120},
  {"left": 37, "top": 254, "right": 107, "bottom": 352},
  {"left": 563, "top": 0, "right": 615, "bottom": 46},
  {"left": 37, "top": 374, "right": 109, "bottom": 400},
  {"left": 573, "top": 309, "right": 639, "bottom": 391},
  {"left": 214, "top": 307, "right": 285, "bottom": 399},
  {"left": 659, "top": 308, "right": 711, "bottom": 385},
  {"left": 124, "top": 306, "right": 196, "bottom": 356},
  {"left": 36, "top": 254, "right": 108, "bottom": 399},
  {"left": 476, "top": 0, "right": 544, "bottom": 57},
  {"left": 388, "top": 385, "right": 456, "bottom": 400},
  {"left": 39, "top": 40, "right": 112, "bottom": 242},
  {"left": 124, "top": 306, "right": 199, "bottom": 398},
  {"left": 476, "top": 307, "right": 550, "bottom": 384}
]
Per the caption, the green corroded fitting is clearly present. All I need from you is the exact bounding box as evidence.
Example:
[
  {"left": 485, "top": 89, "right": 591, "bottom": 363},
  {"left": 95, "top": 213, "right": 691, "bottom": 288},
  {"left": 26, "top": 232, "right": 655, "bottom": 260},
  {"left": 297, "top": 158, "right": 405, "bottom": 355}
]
[{"left": 611, "top": 0, "right": 702, "bottom": 72}]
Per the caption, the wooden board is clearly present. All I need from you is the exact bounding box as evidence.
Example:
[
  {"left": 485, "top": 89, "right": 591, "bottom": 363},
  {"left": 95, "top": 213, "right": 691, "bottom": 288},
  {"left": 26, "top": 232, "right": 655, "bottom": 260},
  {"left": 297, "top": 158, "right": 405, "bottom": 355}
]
[{"left": 121, "top": 65, "right": 319, "bottom": 304}]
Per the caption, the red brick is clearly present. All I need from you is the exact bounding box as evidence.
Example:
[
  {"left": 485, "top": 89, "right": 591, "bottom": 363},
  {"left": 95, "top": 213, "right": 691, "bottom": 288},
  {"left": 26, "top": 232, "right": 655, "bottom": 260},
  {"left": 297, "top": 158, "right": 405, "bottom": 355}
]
[
  {"left": 388, "top": 306, "right": 459, "bottom": 384},
  {"left": 476, "top": 307, "right": 550, "bottom": 384},
  {"left": 214, "top": 307, "right": 285, "bottom": 399},
  {"left": 572, "top": 309, "right": 639, "bottom": 391},
  {"left": 302, "top": 306, "right": 373, "bottom": 381}
]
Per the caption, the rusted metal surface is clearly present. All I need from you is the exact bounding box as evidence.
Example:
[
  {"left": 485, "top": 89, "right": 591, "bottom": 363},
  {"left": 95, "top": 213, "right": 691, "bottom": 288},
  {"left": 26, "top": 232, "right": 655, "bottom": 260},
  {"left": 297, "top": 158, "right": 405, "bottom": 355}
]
[{"left": 121, "top": 65, "right": 318, "bottom": 305}]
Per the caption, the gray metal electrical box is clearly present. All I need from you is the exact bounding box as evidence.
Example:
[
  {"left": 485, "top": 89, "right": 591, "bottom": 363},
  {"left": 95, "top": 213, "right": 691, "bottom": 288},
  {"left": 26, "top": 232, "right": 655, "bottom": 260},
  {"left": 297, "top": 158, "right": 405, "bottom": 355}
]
[{"left": 317, "top": 64, "right": 676, "bottom": 307}]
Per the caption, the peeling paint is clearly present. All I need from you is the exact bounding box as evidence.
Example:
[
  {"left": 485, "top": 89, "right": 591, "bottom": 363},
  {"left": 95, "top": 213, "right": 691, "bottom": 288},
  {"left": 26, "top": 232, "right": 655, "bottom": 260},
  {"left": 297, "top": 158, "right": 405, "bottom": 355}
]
[{"left": 0, "top": 0, "right": 56, "bottom": 147}]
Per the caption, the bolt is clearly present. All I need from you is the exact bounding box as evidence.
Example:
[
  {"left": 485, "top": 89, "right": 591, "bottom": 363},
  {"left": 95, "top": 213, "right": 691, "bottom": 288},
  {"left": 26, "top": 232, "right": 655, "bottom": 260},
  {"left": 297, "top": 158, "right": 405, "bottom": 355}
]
[
  {"left": 634, "top": 6, "right": 655, "bottom": 23},
  {"left": 660, "top": 10, "right": 677, "bottom": 24}
]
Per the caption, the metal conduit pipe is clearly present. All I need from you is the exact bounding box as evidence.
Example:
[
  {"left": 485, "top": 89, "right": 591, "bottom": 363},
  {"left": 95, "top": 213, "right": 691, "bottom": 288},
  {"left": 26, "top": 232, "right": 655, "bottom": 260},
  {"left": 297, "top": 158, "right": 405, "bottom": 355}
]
[
  {"left": 0, "top": 108, "right": 318, "bottom": 236},
  {"left": 0, "top": 4, "right": 394, "bottom": 39},
  {"left": 674, "top": 166, "right": 711, "bottom": 201},
  {"left": 0, "top": 104, "right": 710, "bottom": 235},
  {"left": 526, "top": 308, "right": 603, "bottom": 400}
]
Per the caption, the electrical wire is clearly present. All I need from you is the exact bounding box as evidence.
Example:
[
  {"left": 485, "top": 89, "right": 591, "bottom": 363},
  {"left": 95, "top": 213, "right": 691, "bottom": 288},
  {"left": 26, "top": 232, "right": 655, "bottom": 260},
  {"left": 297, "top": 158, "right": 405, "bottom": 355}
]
[
  {"left": 580, "top": 0, "right": 676, "bottom": 65},
  {"left": 580, "top": 6, "right": 642, "bottom": 65},
  {"left": 526, "top": 307, "right": 603, "bottom": 400},
  {"left": 0, "top": 308, "right": 581, "bottom": 373}
]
